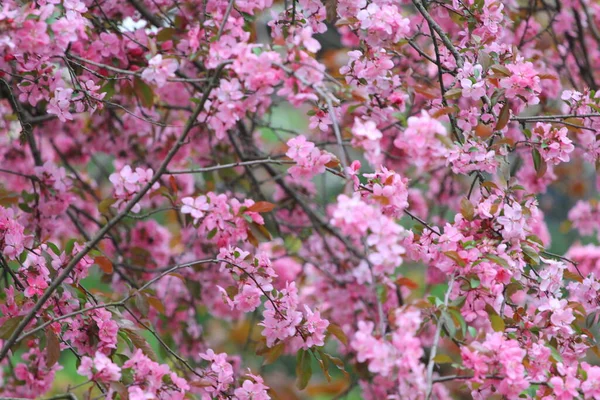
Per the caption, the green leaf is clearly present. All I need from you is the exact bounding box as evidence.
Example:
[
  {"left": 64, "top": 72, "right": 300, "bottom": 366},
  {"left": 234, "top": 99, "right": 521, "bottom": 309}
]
[
  {"left": 18, "top": 203, "right": 32, "bottom": 213},
  {"left": 100, "top": 80, "right": 116, "bottom": 101},
  {"left": 485, "top": 304, "right": 505, "bottom": 332},
  {"left": 134, "top": 293, "right": 150, "bottom": 317},
  {"left": 490, "top": 314, "right": 505, "bottom": 332},
  {"left": 448, "top": 307, "right": 468, "bottom": 338},
  {"left": 468, "top": 326, "right": 477, "bottom": 337},
  {"left": 320, "top": 351, "right": 349, "bottom": 379},
  {"left": 207, "top": 228, "right": 218, "bottom": 240},
  {"left": 263, "top": 341, "right": 285, "bottom": 365},
  {"left": 460, "top": 198, "right": 475, "bottom": 221},
  {"left": 134, "top": 77, "right": 155, "bottom": 109},
  {"left": 65, "top": 239, "right": 77, "bottom": 255},
  {"left": 156, "top": 28, "right": 177, "bottom": 42},
  {"left": 0, "top": 317, "right": 23, "bottom": 339},
  {"left": 531, "top": 148, "right": 547, "bottom": 177},
  {"left": 316, "top": 350, "right": 332, "bottom": 382},
  {"left": 442, "top": 310, "right": 456, "bottom": 338},
  {"left": 430, "top": 284, "right": 448, "bottom": 301},
  {"left": 327, "top": 323, "right": 348, "bottom": 346},
  {"left": 547, "top": 343, "right": 563, "bottom": 362},
  {"left": 444, "top": 251, "right": 466, "bottom": 267},
  {"left": 444, "top": 88, "right": 463, "bottom": 100},
  {"left": 45, "top": 242, "right": 61, "bottom": 256},
  {"left": 98, "top": 198, "right": 117, "bottom": 214},
  {"left": 296, "top": 349, "right": 312, "bottom": 390},
  {"left": 521, "top": 244, "right": 540, "bottom": 266},
  {"left": 484, "top": 254, "right": 509, "bottom": 268},
  {"left": 489, "top": 64, "right": 511, "bottom": 77},
  {"left": 433, "top": 354, "right": 453, "bottom": 364},
  {"left": 284, "top": 236, "right": 302, "bottom": 254}
]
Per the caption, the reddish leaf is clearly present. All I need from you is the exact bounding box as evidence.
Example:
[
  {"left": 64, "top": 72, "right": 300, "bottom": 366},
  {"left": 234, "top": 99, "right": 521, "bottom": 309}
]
[
  {"left": 494, "top": 102, "right": 510, "bottom": 131},
  {"left": 147, "top": 296, "right": 166, "bottom": 314},
  {"left": 325, "top": 157, "right": 340, "bottom": 168},
  {"left": 169, "top": 176, "right": 178, "bottom": 193},
  {"left": 432, "top": 106, "right": 456, "bottom": 119},
  {"left": 95, "top": 256, "right": 113, "bottom": 274},
  {"left": 247, "top": 229, "right": 259, "bottom": 247},
  {"left": 475, "top": 124, "right": 493, "bottom": 139},
  {"left": 396, "top": 276, "right": 419, "bottom": 290},
  {"left": 247, "top": 201, "right": 276, "bottom": 213}
]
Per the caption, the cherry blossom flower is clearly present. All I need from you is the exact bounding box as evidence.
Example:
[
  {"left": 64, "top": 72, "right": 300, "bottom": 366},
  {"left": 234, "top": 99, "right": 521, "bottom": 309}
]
[
  {"left": 77, "top": 351, "right": 121, "bottom": 383},
  {"left": 180, "top": 195, "right": 210, "bottom": 223},
  {"left": 141, "top": 55, "right": 178, "bottom": 87}
]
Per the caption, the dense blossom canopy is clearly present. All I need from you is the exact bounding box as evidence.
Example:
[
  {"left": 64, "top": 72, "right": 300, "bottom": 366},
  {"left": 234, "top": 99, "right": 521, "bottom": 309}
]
[{"left": 1, "top": 0, "right": 600, "bottom": 399}]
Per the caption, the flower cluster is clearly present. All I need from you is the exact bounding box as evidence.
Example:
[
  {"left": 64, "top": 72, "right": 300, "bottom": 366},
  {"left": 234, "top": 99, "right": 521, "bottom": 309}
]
[
  {"left": 460, "top": 333, "right": 529, "bottom": 398},
  {"left": 218, "top": 247, "right": 329, "bottom": 350},
  {"left": 361, "top": 166, "right": 410, "bottom": 218},
  {"left": 447, "top": 139, "right": 498, "bottom": 174},
  {"left": 123, "top": 349, "right": 189, "bottom": 399},
  {"left": 109, "top": 165, "right": 159, "bottom": 213},
  {"left": 530, "top": 122, "right": 575, "bottom": 165},
  {"left": 393, "top": 111, "right": 448, "bottom": 171},
  {"left": 0, "top": 205, "right": 29, "bottom": 260},
  {"left": 197, "top": 349, "right": 270, "bottom": 399},
  {"left": 286, "top": 135, "right": 333, "bottom": 181},
  {"left": 141, "top": 55, "right": 179, "bottom": 88}
]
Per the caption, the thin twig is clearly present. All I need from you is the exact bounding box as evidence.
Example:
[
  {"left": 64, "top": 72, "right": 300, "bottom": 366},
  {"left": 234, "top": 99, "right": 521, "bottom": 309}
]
[{"left": 425, "top": 275, "right": 455, "bottom": 400}]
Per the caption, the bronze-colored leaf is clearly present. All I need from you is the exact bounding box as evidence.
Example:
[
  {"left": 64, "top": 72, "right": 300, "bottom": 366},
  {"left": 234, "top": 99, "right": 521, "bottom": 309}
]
[
  {"left": 46, "top": 329, "right": 61, "bottom": 368},
  {"left": 325, "top": 0, "right": 338, "bottom": 23},
  {"left": 494, "top": 102, "right": 510, "bottom": 131},
  {"left": 124, "top": 329, "right": 158, "bottom": 362},
  {"left": 247, "top": 201, "right": 276, "bottom": 213},
  {"left": 95, "top": 256, "right": 113, "bottom": 274}
]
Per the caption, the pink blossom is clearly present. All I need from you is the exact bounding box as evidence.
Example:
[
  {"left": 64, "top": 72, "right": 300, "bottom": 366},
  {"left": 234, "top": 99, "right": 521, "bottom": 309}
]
[
  {"left": 293, "top": 27, "right": 321, "bottom": 53},
  {"left": 286, "top": 135, "right": 332, "bottom": 180},
  {"left": 302, "top": 305, "right": 329, "bottom": 348},
  {"left": 47, "top": 88, "right": 74, "bottom": 122},
  {"left": 234, "top": 376, "right": 271, "bottom": 400},
  {"left": 531, "top": 122, "right": 574, "bottom": 165},
  {"left": 180, "top": 195, "right": 210, "bottom": 223},
  {"left": 233, "top": 284, "right": 262, "bottom": 312},
  {"left": 393, "top": 111, "right": 447, "bottom": 170},
  {"left": 496, "top": 203, "right": 526, "bottom": 241},
  {"left": 24, "top": 275, "right": 48, "bottom": 298},
  {"left": 141, "top": 55, "right": 178, "bottom": 87},
  {"left": 77, "top": 351, "right": 121, "bottom": 383}
]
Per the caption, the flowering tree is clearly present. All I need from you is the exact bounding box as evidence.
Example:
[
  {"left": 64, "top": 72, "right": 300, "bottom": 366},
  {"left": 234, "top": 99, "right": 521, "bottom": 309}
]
[{"left": 3, "top": 0, "right": 600, "bottom": 398}]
